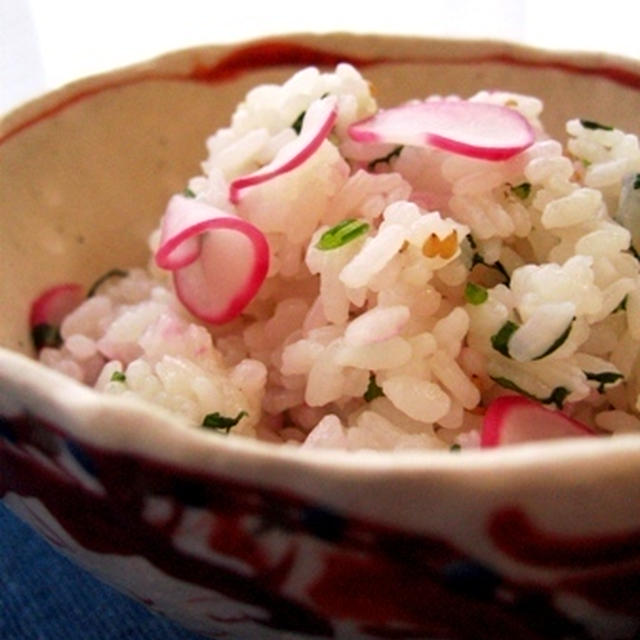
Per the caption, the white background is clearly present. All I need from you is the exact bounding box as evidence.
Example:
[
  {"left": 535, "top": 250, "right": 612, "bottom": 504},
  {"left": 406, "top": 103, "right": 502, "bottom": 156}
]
[
  {"left": 2, "top": 0, "right": 640, "bottom": 115},
  {"left": 2, "top": 1, "right": 639, "bottom": 635}
]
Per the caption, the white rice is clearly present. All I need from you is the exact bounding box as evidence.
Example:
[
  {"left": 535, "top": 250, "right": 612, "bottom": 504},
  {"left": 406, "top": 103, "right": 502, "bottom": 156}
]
[{"left": 38, "top": 64, "right": 640, "bottom": 451}]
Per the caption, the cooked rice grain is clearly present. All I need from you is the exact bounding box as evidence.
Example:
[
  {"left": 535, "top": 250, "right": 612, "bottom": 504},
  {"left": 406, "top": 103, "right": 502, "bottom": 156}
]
[{"left": 38, "top": 64, "right": 640, "bottom": 451}]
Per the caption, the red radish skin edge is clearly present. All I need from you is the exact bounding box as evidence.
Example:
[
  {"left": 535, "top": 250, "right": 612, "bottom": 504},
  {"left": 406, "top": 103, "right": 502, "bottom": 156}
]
[
  {"left": 29, "top": 283, "right": 85, "bottom": 328},
  {"left": 155, "top": 195, "right": 270, "bottom": 325},
  {"left": 171, "top": 221, "right": 270, "bottom": 324},
  {"left": 229, "top": 96, "right": 338, "bottom": 204},
  {"left": 348, "top": 100, "right": 535, "bottom": 161},
  {"left": 481, "top": 395, "right": 596, "bottom": 448},
  {"left": 155, "top": 196, "right": 267, "bottom": 271}
]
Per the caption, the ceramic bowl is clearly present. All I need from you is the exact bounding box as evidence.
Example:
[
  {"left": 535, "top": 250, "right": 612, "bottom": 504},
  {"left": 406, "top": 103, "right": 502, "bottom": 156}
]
[{"left": 2, "top": 34, "right": 640, "bottom": 640}]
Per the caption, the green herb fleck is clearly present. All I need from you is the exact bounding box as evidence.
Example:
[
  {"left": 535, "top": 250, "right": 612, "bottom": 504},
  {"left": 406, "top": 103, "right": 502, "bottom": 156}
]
[
  {"left": 491, "top": 376, "right": 529, "bottom": 397},
  {"left": 585, "top": 371, "right": 624, "bottom": 393},
  {"left": 490, "top": 317, "right": 573, "bottom": 361},
  {"left": 491, "top": 376, "right": 570, "bottom": 409},
  {"left": 364, "top": 373, "right": 384, "bottom": 402},
  {"left": 633, "top": 173, "right": 640, "bottom": 190},
  {"left": 450, "top": 443, "right": 462, "bottom": 453},
  {"left": 510, "top": 182, "right": 531, "bottom": 200},
  {"left": 547, "top": 386, "right": 571, "bottom": 409},
  {"left": 182, "top": 187, "right": 196, "bottom": 198},
  {"left": 614, "top": 295, "right": 628, "bottom": 312},
  {"left": 464, "top": 282, "right": 488, "bottom": 305},
  {"left": 316, "top": 219, "right": 370, "bottom": 251},
  {"left": 580, "top": 119, "right": 613, "bottom": 131},
  {"left": 87, "top": 268, "right": 128, "bottom": 297},
  {"left": 110, "top": 371, "right": 126, "bottom": 383},
  {"left": 202, "top": 410, "right": 248, "bottom": 433},
  {"left": 490, "top": 321, "right": 520, "bottom": 357},
  {"left": 466, "top": 234, "right": 478, "bottom": 250},
  {"left": 533, "top": 318, "right": 574, "bottom": 360},
  {"left": 31, "top": 323, "right": 62, "bottom": 351},
  {"left": 291, "top": 94, "right": 329, "bottom": 134},
  {"left": 368, "top": 146, "right": 404, "bottom": 171},
  {"left": 291, "top": 110, "right": 305, "bottom": 134}
]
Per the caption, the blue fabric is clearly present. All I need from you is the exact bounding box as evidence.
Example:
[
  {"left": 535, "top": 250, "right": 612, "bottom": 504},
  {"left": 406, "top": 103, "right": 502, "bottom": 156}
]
[{"left": 0, "top": 503, "right": 210, "bottom": 639}]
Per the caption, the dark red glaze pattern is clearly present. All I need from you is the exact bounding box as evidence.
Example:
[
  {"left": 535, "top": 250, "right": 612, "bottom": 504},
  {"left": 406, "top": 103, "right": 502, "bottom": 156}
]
[
  {"left": 489, "top": 507, "right": 640, "bottom": 619},
  {"left": 3, "top": 39, "right": 640, "bottom": 147},
  {"left": 189, "top": 41, "right": 373, "bottom": 83},
  {"left": 2, "top": 413, "right": 639, "bottom": 639},
  {"left": 489, "top": 507, "right": 640, "bottom": 569}
]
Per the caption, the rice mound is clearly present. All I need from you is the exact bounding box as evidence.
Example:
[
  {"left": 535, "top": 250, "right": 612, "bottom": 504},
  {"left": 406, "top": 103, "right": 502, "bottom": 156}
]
[{"left": 39, "top": 64, "right": 640, "bottom": 451}]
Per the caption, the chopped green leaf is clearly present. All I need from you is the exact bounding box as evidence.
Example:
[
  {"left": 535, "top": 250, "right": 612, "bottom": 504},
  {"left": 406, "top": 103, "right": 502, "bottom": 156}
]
[
  {"left": 291, "top": 94, "right": 328, "bottom": 134},
  {"left": 31, "top": 323, "right": 62, "bottom": 350},
  {"left": 491, "top": 376, "right": 530, "bottom": 398},
  {"left": 490, "top": 320, "right": 519, "bottom": 357},
  {"left": 110, "top": 371, "right": 126, "bottom": 383},
  {"left": 364, "top": 372, "right": 384, "bottom": 402},
  {"left": 614, "top": 295, "right": 628, "bottom": 312},
  {"left": 533, "top": 318, "right": 574, "bottom": 360},
  {"left": 547, "top": 386, "right": 571, "bottom": 409},
  {"left": 316, "top": 219, "right": 370, "bottom": 251},
  {"left": 291, "top": 110, "right": 305, "bottom": 134},
  {"left": 202, "top": 410, "right": 248, "bottom": 433},
  {"left": 449, "top": 443, "right": 461, "bottom": 452},
  {"left": 368, "top": 145, "right": 404, "bottom": 171},
  {"left": 490, "top": 376, "right": 526, "bottom": 396},
  {"left": 464, "top": 282, "right": 488, "bottom": 305},
  {"left": 490, "top": 317, "right": 573, "bottom": 361},
  {"left": 182, "top": 187, "right": 196, "bottom": 198},
  {"left": 470, "top": 252, "right": 483, "bottom": 268},
  {"left": 585, "top": 371, "right": 624, "bottom": 393},
  {"left": 634, "top": 173, "right": 640, "bottom": 190},
  {"left": 87, "top": 268, "right": 128, "bottom": 297},
  {"left": 491, "top": 376, "right": 570, "bottom": 409},
  {"left": 580, "top": 119, "right": 613, "bottom": 131},
  {"left": 466, "top": 234, "right": 478, "bottom": 250},
  {"left": 510, "top": 182, "right": 531, "bottom": 200}
]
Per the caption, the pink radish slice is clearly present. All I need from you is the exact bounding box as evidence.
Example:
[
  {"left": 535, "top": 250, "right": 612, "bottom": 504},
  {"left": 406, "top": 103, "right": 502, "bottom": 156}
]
[
  {"left": 481, "top": 395, "right": 596, "bottom": 448},
  {"left": 229, "top": 95, "right": 338, "bottom": 204},
  {"left": 29, "top": 282, "right": 84, "bottom": 329},
  {"left": 155, "top": 194, "right": 269, "bottom": 324},
  {"left": 348, "top": 100, "right": 535, "bottom": 161}
]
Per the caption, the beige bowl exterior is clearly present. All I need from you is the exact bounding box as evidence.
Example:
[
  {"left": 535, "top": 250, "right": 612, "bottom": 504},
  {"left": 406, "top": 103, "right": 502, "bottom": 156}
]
[{"left": 1, "top": 33, "right": 640, "bottom": 639}]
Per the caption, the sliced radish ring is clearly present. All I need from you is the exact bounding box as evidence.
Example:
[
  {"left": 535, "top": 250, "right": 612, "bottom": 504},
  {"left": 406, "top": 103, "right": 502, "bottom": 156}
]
[
  {"left": 481, "top": 395, "right": 596, "bottom": 448},
  {"left": 348, "top": 99, "right": 535, "bottom": 161},
  {"left": 29, "top": 282, "right": 85, "bottom": 350},
  {"left": 229, "top": 95, "right": 338, "bottom": 204},
  {"left": 155, "top": 194, "right": 269, "bottom": 324},
  {"left": 29, "top": 282, "right": 84, "bottom": 329}
]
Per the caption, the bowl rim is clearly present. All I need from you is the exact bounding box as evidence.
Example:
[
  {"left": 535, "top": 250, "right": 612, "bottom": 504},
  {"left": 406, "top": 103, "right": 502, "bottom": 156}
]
[
  {"left": 3, "top": 31, "right": 640, "bottom": 139},
  {"left": 2, "top": 32, "right": 640, "bottom": 479},
  {"left": 3, "top": 339, "right": 640, "bottom": 481}
]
